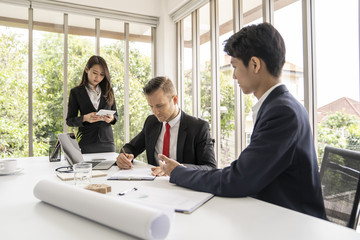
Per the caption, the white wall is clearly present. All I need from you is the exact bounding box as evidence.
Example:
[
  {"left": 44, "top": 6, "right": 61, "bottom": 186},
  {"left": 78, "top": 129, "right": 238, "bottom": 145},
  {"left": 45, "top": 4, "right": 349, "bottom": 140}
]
[{"left": 165, "top": 0, "right": 190, "bottom": 15}]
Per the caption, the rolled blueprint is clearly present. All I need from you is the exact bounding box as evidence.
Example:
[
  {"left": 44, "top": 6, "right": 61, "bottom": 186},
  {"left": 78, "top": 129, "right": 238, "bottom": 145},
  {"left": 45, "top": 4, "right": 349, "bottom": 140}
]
[{"left": 33, "top": 179, "right": 171, "bottom": 240}]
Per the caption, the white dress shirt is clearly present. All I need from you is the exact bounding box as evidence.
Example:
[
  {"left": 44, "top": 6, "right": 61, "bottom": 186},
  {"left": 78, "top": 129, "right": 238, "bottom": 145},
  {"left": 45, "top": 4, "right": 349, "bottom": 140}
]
[
  {"left": 154, "top": 109, "right": 181, "bottom": 162},
  {"left": 252, "top": 83, "right": 283, "bottom": 124},
  {"left": 85, "top": 84, "right": 101, "bottom": 110}
]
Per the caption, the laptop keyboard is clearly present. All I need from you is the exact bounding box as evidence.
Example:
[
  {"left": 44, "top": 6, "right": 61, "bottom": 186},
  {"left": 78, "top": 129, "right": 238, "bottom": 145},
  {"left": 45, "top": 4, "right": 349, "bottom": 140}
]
[
  {"left": 88, "top": 161, "right": 100, "bottom": 167},
  {"left": 85, "top": 160, "right": 115, "bottom": 170}
]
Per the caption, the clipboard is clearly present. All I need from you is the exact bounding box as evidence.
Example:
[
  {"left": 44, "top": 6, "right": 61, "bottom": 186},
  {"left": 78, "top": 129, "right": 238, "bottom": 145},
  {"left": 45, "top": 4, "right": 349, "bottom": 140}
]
[
  {"left": 118, "top": 185, "right": 214, "bottom": 214},
  {"left": 108, "top": 176, "right": 156, "bottom": 181},
  {"left": 107, "top": 168, "right": 156, "bottom": 181}
]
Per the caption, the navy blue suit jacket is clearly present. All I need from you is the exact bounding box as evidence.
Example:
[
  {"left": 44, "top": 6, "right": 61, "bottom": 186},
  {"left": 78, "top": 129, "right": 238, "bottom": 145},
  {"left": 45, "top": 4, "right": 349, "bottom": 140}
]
[
  {"left": 123, "top": 111, "right": 217, "bottom": 170},
  {"left": 169, "top": 85, "right": 326, "bottom": 219}
]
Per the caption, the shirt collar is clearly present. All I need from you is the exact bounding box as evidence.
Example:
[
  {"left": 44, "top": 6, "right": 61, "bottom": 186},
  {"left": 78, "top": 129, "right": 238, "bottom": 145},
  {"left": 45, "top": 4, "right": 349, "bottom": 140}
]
[
  {"left": 252, "top": 83, "right": 283, "bottom": 123},
  {"left": 86, "top": 83, "right": 101, "bottom": 94},
  {"left": 163, "top": 109, "right": 181, "bottom": 128}
]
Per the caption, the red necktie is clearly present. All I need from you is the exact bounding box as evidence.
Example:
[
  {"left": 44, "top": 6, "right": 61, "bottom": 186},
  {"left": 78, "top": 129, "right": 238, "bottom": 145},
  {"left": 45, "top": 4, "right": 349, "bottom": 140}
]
[{"left": 162, "top": 123, "right": 170, "bottom": 157}]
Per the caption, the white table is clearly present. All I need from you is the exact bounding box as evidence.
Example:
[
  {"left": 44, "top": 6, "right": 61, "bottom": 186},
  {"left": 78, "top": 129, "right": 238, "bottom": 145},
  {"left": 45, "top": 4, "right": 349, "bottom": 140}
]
[{"left": 1, "top": 156, "right": 360, "bottom": 240}]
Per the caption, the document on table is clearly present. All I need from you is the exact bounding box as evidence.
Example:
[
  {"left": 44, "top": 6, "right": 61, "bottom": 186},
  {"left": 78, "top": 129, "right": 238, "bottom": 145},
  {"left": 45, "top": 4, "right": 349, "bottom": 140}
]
[
  {"left": 108, "top": 168, "right": 156, "bottom": 180},
  {"left": 119, "top": 185, "right": 214, "bottom": 214},
  {"left": 33, "top": 179, "right": 172, "bottom": 240}
]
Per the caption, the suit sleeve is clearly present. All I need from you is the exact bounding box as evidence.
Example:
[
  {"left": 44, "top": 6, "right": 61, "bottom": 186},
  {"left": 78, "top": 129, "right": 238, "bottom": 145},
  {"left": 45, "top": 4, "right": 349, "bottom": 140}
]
[
  {"left": 170, "top": 104, "right": 299, "bottom": 197},
  {"left": 110, "top": 96, "right": 118, "bottom": 125},
  {"left": 183, "top": 121, "right": 217, "bottom": 170},
  {"left": 66, "top": 89, "right": 84, "bottom": 127},
  {"left": 122, "top": 117, "right": 148, "bottom": 158}
]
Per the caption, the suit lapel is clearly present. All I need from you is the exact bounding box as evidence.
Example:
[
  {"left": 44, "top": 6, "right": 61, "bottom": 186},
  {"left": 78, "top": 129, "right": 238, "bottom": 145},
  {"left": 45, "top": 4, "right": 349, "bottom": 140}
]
[
  {"left": 80, "top": 86, "right": 97, "bottom": 112},
  {"left": 177, "top": 111, "right": 187, "bottom": 161},
  {"left": 254, "top": 85, "right": 288, "bottom": 129},
  {"left": 148, "top": 121, "right": 162, "bottom": 164},
  {"left": 98, "top": 94, "right": 107, "bottom": 111}
]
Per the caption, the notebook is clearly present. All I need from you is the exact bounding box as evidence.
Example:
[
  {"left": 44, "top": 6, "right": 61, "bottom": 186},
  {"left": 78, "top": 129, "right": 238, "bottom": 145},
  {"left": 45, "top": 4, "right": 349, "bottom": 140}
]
[
  {"left": 57, "top": 133, "right": 116, "bottom": 170},
  {"left": 118, "top": 185, "right": 214, "bottom": 214}
]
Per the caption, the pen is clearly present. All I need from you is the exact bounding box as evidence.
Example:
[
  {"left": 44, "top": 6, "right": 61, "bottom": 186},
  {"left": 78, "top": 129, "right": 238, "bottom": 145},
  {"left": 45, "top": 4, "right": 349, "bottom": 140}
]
[
  {"left": 121, "top": 147, "right": 126, "bottom": 155},
  {"left": 118, "top": 187, "right": 138, "bottom": 196},
  {"left": 121, "top": 147, "right": 129, "bottom": 159}
]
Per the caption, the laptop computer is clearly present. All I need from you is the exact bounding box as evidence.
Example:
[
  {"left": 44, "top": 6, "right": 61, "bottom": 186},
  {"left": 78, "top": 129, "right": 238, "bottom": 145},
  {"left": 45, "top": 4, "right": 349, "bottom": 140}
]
[{"left": 57, "top": 133, "right": 116, "bottom": 170}]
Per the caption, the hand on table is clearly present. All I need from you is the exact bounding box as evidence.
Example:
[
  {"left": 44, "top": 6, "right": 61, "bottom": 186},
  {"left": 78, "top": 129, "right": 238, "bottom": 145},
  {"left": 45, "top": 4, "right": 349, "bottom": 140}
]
[
  {"left": 158, "top": 153, "right": 184, "bottom": 176},
  {"left": 151, "top": 166, "right": 166, "bottom": 176}
]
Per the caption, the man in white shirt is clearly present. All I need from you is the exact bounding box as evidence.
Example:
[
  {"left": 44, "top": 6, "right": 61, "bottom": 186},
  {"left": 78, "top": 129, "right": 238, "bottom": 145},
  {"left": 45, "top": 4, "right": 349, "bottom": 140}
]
[{"left": 116, "top": 76, "right": 217, "bottom": 175}]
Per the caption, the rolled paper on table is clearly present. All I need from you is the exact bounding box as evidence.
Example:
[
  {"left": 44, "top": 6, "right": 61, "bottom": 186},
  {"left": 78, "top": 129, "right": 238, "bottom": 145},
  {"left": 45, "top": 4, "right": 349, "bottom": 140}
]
[{"left": 33, "top": 179, "right": 171, "bottom": 240}]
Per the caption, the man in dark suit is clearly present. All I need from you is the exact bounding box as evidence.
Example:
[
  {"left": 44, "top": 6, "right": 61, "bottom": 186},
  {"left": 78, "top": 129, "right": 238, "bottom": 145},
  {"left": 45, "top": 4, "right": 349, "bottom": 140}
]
[
  {"left": 159, "top": 23, "right": 327, "bottom": 220},
  {"left": 116, "top": 76, "right": 217, "bottom": 175}
]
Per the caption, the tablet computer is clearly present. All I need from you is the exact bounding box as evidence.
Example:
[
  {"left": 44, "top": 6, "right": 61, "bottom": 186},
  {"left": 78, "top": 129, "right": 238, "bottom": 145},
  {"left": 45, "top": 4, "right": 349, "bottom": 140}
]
[{"left": 96, "top": 109, "right": 116, "bottom": 116}]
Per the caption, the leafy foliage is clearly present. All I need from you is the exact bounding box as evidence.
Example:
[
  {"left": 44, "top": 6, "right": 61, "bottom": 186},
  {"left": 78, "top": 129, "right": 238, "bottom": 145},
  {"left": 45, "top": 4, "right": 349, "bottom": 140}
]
[
  {"left": 317, "top": 111, "right": 360, "bottom": 165},
  {"left": 1, "top": 28, "right": 151, "bottom": 158},
  {"left": 0, "top": 29, "right": 28, "bottom": 157}
]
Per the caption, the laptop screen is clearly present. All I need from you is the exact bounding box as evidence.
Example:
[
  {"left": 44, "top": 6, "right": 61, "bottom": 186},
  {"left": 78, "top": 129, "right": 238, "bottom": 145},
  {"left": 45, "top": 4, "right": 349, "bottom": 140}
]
[{"left": 57, "top": 133, "right": 84, "bottom": 166}]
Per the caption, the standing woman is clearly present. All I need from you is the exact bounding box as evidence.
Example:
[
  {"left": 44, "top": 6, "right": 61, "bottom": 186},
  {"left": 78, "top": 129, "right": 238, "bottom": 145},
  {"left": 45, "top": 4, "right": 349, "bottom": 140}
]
[{"left": 66, "top": 55, "right": 118, "bottom": 153}]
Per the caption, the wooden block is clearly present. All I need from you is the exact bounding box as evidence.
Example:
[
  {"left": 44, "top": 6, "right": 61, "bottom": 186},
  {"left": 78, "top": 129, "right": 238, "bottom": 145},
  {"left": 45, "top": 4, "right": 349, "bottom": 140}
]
[{"left": 84, "top": 184, "right": 112, "bottom": 194}]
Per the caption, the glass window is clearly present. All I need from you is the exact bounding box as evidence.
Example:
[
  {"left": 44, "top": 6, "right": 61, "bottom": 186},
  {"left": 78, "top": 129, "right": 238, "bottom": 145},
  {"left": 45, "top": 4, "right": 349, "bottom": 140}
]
[
  {"left": 183, "top": 14, "right": 193, "bottom": 115},
  {"left": 0, "top": 3, "right": 156, "bottom": 158},
  {"left": 243, "top": 0, "right": 263, "bottom": 147},
  {"left": 218, "top": 0, "right": 235, "bottom": 168},
  {"left": 199, "top": 3, "right": 211, "bottom": 125},
  {"left": 68, "top": 14, "right": 96, "bottom": 90},
  {"left": 0, "top": 3, "right": 28, "bottom": 158},
  {"left": 33, "top": 8, "right": 64, "bottom": 156},
  {"left": 274, "top": 0, "right": 304, "bottom": 104},
  {"left": 129, "top": 23, "right": 152, "bottom": 162},
  {"left": 315, "top": 0, "right": 360, "bottom": 162},
  {"left": 244, "top": 0, "right": 263, "bottom": 26},
  {"left": 100, "top": 18, "right": 125, "bottom": 152},
  {"left": 67, "top": 14, "right": 96, "bottom": 134}
]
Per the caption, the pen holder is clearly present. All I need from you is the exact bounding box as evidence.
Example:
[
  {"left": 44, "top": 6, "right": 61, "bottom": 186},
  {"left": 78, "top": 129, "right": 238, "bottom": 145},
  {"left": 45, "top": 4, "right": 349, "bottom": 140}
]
[{"left": 49, "top": 144, "right": 61, "bottom": 162}]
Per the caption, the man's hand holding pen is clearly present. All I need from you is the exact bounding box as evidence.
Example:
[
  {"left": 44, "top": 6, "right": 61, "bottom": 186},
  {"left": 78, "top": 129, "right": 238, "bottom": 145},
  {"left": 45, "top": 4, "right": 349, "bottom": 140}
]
[{"left": 116, "top": 148, "right": 134, "bottom": 169}]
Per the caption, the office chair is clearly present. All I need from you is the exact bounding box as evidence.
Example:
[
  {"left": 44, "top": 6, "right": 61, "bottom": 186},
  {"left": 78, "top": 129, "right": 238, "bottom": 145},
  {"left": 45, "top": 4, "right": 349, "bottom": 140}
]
[{"left": 319, "top": 145, "right": 360, "bottom": 229}]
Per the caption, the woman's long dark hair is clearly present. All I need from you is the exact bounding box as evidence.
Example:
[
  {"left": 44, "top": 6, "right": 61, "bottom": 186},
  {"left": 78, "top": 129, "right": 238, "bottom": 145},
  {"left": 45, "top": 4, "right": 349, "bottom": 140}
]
[{"left": 79, "top": 55, "right": 114, "bottom": 106}]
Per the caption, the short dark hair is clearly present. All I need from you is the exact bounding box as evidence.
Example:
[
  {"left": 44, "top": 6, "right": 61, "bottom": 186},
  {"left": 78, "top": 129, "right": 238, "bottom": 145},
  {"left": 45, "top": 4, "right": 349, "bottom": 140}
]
[
  {"left": 224, "top": 23, "right": 286, "bottom": 77},
  {"left": 143, "top": 76, "right": 177, "bottom": 97}
]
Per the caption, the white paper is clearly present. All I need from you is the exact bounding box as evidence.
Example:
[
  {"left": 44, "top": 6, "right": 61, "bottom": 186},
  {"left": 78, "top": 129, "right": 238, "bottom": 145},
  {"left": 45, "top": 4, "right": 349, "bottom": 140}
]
[
  {"left": 120, "top": 185, "right": 214, "bottom": 213},
  {"left": 33, "top": 179, "right": 171, "bottom": 240}
]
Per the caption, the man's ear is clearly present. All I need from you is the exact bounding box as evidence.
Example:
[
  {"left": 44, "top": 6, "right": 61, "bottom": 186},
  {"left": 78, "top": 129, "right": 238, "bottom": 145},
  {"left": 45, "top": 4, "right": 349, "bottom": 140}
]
[
  {"left": 172, "top": 94, "right": 178, "bottom": 105},
  {"left": 250, "top": 57, "right": 261, "bottom": 73}
]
